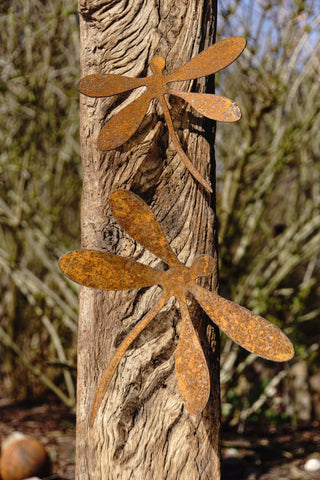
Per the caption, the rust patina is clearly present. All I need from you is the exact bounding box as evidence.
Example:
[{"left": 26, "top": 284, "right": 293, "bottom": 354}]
[
  {"left": 78, "top": 37, "right": 247, "bottom": 193},
  {"left": 59, "top": 190, "right": 294, "bottom": 424}
]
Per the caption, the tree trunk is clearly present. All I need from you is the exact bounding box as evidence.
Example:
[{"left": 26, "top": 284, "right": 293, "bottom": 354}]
[{"left": 76, "top": 1, "right": 220, "bottom": 478}]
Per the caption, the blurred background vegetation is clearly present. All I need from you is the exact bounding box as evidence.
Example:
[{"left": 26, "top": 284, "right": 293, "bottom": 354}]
[
  {"left": 0, "top": 0, "right": 319, "bottom": 430},
  {"left": 217, "top": 0, "right": 320, "bottom": 429},
  {"left": 0, "top": 0, "right": 80, "bottom": 407}
]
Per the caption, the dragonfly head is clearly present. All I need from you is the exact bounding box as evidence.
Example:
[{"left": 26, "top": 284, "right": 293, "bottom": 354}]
[
  {"left": 150, "top": 56, "right": 166, "bottom": 75},
  {"left": 191, "top": 255, "right": 215, "bottom": 279}
]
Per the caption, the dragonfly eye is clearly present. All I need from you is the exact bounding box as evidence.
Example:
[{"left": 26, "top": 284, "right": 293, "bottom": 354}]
[
  {"left": 191, "top": 255, "right": 215, "bottom": 278},
  {"left": 150, "top": 56, "right": 166, "bottom": 74}
]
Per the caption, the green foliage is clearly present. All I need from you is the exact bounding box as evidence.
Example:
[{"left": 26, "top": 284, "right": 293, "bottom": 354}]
[
  {"left": 0, "top": 0, "right": 80, "bottom": 405},
  {"left": 217, "top": 0, "right": 320, "bottom": 427}
]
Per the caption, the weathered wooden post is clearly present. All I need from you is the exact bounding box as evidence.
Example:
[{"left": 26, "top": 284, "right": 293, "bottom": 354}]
[{"left": 76, "top": 0, "right": 220, "bottom": 478}]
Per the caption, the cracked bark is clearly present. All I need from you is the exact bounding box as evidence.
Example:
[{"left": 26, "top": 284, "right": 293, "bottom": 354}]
[{"left": 77, "top": 0, "right": 220, "bottom": 478}]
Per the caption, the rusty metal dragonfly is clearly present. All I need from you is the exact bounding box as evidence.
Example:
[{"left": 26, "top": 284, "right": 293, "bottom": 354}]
[
  {"left": 59, "top": 190, "right": 294, "bottom": 425},
  {"left": 78, "top": 37, "right": 246, "bottom": 193}
]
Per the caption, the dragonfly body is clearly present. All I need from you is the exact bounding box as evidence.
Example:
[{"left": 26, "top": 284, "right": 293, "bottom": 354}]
[
  {"left": 78, "top": 37, "right": 247, "bottom": 193},
  {"left": 157, "top": 255, "right": 214, "bottom": 298},
  {"left": 59, "top": 190, "right": 294, "bottom": 424},
  {"left": 144, "top": 57, "right": 167, "bottom": 97}
]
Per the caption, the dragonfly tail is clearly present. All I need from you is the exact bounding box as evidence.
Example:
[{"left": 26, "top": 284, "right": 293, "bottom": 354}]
[
  {"left": 160, "top": 97, "right": 213, "bottom": 193},
  {"left": 89, "top": 293, "right": 168, "bottom": 426}
]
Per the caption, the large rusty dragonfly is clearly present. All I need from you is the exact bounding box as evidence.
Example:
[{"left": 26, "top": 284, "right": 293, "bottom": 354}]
[
  {"left": 78, "top": 37, "right": 246, "bottom": 193},
  {"left": 59, "top": 190, "right": 294, "bottom": 424}
]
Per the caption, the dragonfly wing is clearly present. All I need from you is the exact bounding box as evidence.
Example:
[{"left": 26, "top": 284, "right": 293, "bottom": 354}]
[
  {"left": 59, "top": 250, "right": 161, "bottom": 290},
  {"left": 167, "top": 37, "right": 246, "bottom": 82},
  {"left": 175, "top": 299, "right": 210, "bottom": 415},
  {"left": 190, "top": 284, "right": 294, "bottom": 362},
  {"left": 98, "top": 92, "right": 151, "bottom": 150},
  {"left": 78, "top": 74, "right": 145, "bottom": 97},
  {"left": 169, "top": 91, "right": 241, "bottom": 122},
  {"left": 109, "top": 190, "right": 180, "bottom": 267}
]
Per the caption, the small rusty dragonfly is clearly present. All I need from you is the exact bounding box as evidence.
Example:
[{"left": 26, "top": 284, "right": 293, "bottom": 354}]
[
  {"left": 59, "top": 190, "right": 294, "bottom": 425},
  {"left": 78, "top": 37, "right": 246, "bottom": 193}
]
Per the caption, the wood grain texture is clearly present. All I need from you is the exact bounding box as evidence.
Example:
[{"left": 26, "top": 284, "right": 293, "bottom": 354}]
[{"left": 77, "top": 0, "right": 220, "bottom": 478}]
